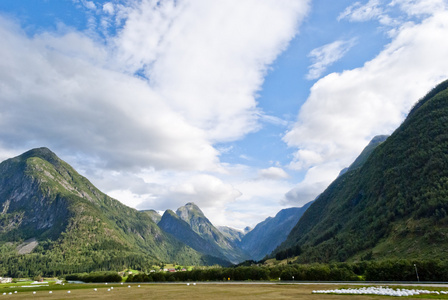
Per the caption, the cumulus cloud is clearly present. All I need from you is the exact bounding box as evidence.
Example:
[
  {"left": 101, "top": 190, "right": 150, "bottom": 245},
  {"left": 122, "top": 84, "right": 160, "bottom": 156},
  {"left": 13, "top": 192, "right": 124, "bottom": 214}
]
[
  {"left": 306, "top": 38, "right": 357, "bottom": 80},
  {"left": 0, "top": 0, "right": 310, "bottom": 175},
  {"left": 258, "top": 167, "right": 289, "bottom": 180},
  {"left": 284, "top": 8, "right": 448, "bottom": 204},
  {"left": 283, "top": 164, "right": 338, "bottom": 205},
  {"left": 112, "top": 0, "right": 310, "bottom": 142},
  {"left": 0, "top": 17, "right": 220, "bottom": 172}
]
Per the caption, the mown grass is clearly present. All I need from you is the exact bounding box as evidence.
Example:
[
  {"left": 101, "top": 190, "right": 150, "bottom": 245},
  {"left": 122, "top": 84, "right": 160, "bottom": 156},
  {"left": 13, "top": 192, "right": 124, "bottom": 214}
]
[{"left": 2, "top": 283, "right": 448, "bottom": 299}]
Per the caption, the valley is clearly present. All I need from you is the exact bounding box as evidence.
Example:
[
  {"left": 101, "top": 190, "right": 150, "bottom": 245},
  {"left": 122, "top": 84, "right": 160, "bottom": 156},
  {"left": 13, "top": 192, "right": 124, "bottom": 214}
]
[{"left": 2, "top": 80, "right": 448, "bottom": 282}]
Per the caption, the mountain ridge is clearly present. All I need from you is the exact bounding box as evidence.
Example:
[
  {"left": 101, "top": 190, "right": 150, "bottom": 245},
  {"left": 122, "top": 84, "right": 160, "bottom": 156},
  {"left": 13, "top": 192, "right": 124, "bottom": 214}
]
[
  {"left": 0, "top": 148, "right": 222, "bottom": 276},
  {"left": 174, "top": 202, "right": 250, "bottom": 264},
  {"left": 275, "top": 79, "right": 448, "bottom": 262}
]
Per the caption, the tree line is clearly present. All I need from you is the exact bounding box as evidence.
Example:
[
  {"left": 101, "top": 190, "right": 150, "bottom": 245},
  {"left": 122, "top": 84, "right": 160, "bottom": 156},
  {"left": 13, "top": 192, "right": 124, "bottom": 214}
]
[{"left": 127, "top": 259, "right": 448, "bottom": 282}]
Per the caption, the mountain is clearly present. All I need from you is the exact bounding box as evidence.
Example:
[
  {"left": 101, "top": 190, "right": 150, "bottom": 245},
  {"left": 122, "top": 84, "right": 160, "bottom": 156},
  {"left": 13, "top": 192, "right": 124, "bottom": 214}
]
[
  {"left": 217, "top": 226, "right": 245, "bottom": 244},
  {"left": 275, "top": 79, "right": 448, "bottom": 262},
  {"left": 158, "top": 210, "right": 231, "bottom": 265},
  {"left": 175, "top": 203, "right": 250, "bottom": 264},
  {"left": 239, "top": 202, "right": 312, "bottom": 261},
  {"left": 0, "top": 148, "right": 222, "bottom": 277}
]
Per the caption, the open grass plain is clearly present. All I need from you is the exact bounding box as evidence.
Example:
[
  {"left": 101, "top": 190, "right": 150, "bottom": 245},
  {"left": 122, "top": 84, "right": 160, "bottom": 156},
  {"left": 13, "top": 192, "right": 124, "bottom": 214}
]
[{"left": 3, "top": 283, "right": 448, "bottom": 300}]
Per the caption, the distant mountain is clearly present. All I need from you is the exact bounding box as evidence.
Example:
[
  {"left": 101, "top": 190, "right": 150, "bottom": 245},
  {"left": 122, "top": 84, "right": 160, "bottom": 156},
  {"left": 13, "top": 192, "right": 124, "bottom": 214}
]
[
  {"left": 275, "top": 79, "right": 448, "bottom": 262},
  {"left": 175, "top": 203, "right": 250, "bottom": 264},
  {"left": 0, "top": 148, "right": 222, "bottom": 277},
  {"left": 217, "top": 226, "right": 245, "bottom": 245},
  {"left": 240, "top": 202, "right": 312, "bottom": 261},
  {"left": 158, "top": 210, "right": 231, "bottom": 265}
]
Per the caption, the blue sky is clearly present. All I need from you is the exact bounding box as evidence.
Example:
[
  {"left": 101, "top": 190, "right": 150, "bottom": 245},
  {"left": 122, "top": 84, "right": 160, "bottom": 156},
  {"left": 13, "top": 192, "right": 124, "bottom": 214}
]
[{"left": 1, "top": 0, "right": 448, "bottom": 229}]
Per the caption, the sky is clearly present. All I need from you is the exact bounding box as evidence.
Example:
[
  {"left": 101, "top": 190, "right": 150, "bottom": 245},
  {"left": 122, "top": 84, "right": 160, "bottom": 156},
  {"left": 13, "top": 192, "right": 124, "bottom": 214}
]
[{"left": 1, "top": 0, "right": 448, "bottom": 230}]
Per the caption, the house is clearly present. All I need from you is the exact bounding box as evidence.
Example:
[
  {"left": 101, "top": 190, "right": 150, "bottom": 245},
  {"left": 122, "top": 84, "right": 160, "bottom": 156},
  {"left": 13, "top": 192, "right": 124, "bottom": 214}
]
[{"left": 0, "top": 277, "right": 12, "bottom": 283}]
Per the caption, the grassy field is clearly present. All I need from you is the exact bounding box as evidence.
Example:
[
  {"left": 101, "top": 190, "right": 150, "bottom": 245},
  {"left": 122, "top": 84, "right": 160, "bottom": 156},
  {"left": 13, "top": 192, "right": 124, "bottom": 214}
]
[{"left": 2, "top": 283, "right": 448, "bottom": 299}]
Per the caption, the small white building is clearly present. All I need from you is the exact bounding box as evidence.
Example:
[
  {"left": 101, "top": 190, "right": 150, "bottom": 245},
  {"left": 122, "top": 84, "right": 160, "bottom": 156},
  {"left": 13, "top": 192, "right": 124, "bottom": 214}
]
[{"left": 0, "top": 277, "right": 12, "bottom": 283}]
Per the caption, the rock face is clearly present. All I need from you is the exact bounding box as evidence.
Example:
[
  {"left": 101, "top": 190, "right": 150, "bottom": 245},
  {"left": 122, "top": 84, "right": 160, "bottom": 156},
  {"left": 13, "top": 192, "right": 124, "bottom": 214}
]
[
  {"left": 239, "top": 202, "right": 313, "bottom": 261},
  {"left": 16, "top": 238, "right": 38, "bottom": 254},
  {"left": 0, "top": 148, "right": 222, "bottom": 276},
  {"left": 276, "top": 80, "right": 448, "bottom": 262}
]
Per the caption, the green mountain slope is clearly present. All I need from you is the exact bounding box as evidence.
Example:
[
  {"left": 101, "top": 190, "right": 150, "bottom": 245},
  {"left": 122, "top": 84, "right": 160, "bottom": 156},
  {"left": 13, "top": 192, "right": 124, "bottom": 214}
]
[
  {"left": 275, "top": 79, "right": 448, "bottom": 263},
  {"left": 176, "top": 203, "right": 250, "bottom": 264},
  {"left": 0, "top": 148, "right": 217, "bottom": 277}
]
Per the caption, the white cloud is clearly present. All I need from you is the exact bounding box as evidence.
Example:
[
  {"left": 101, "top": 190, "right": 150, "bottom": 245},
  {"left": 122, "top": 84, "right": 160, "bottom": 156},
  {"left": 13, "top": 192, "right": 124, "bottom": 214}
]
[
  {"left": 112, "top": 0, "right": 310, "bottom": 142},
  {"left": 306, "top": 38, "right": 357, "bottom": 80},
  {"left": 0, "top": 0, "right": 310, "bottom": 175},
  {"left": 284, "top": 8, "right": 448, "bottom": 205},
  {"left": 84, "top": 1, "right": 96, "bottom": 10},
  {"left": 258, "top": 167, "right": 289, "bottom": 180},
  {"left": 389, "top": 0, "right": 447, "bottom": 16},
  {"left": 0, "top": 17, "right": 219, "bottom": 172},
  {"left": 283, "top": 164, "right": 339, "bottom": 205},
  {"left": 338, "top": 0, "right": 384, "bottom": 22},
  {"left": 103, "top": 2, "right": 115, "bottom": 15},
  {"left": 135, "top": 173, "right": 242, "bottom": 217}
]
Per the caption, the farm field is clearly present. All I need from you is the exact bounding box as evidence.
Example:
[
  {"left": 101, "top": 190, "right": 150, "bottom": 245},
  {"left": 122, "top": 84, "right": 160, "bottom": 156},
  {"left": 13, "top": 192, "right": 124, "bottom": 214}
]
[{"left": 2, "top": 283, "right": 448, "bottom": 300}]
